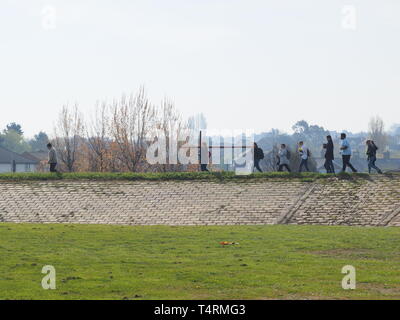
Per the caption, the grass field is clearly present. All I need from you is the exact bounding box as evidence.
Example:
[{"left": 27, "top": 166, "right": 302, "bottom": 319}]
[{"left": 1, "top": 224, "right": 399, "bottom": 300}]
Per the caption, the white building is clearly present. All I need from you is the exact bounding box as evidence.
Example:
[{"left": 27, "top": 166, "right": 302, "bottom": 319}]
[{"left": 0, "top": 146, "right": 39, "bottom": 173}]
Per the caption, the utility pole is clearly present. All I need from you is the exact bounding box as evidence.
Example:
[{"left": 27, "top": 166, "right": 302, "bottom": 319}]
[{"left": 199, "top": 130, "right": 202, "bottom": 172}]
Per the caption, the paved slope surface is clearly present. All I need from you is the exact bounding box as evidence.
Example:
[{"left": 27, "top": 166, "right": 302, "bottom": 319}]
[{"left": 0, "top": 175, "right": 399, "bottom": 226}]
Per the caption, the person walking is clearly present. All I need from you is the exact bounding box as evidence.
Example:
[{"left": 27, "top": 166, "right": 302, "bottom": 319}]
[
  {"left": 298, "top": 141, "right": 310, "bottom": 172},
  {"left": 278, "top": 144, "right": 291, "bottom": 172},
  {"left": 200, "top": 142, "right": 210, "bottom": 172},
  {"left": 339, "top": 133, "right": 357, "bottom": 173},
  {"left": 47, "top": 143, "right": 58, "bottom": 173},
  {"left": 366, "top": 140, "right": 383, "bottom": 174},
  {"left": 323, "top": 135, "right": 335, "bottom": 173},
  {"left": 253, "top": 143, "right": 264, "bottom": 173}
]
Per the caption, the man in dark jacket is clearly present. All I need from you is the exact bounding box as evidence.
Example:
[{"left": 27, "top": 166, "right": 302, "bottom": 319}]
[
  {"left": 253, "top": 143, "right": 264, "bottom": 172},
  {"left": 366, "top": 140, "right": 383, "bottom": 174},
  {"left": 323, "top": 135, "right": 335, "bottom": 173}
]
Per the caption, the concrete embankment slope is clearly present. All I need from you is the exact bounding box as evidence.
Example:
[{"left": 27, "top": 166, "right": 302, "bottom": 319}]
[{"left": 0, "top": 175, "right": 399, "bottom": 226}]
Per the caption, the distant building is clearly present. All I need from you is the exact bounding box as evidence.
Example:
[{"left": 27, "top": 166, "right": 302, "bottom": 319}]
[
  {"left": 0, "top": 146, "right": 39, "bottom": 173},
  {"left": 21, "top": 151, "right": 48, "bottom": 162}
]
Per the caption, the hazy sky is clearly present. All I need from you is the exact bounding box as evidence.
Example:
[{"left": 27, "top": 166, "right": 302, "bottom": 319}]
[{"left": 1, "top": 0, "right": 399, "bottom": 137}]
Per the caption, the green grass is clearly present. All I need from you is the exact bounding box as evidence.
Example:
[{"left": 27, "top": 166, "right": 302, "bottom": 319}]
[
  {"left": 1, "top": 224, "right": 399, "bottom": 300},
  {"left": 0, "top": 171, "right": 372, "bottom": 182}
]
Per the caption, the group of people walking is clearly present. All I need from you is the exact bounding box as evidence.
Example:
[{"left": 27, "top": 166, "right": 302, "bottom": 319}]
[{"left": 253, "top": 133, "right": 384, "bottom": 174}]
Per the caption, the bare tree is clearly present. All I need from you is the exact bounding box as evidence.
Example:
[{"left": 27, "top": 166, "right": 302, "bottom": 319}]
[
  {"left": 157, "top": 98, "right": 185, "bottom": 172},
  {"left": 110, "top": 88, "right": 156, "bottom": 172},
  {"left": 188, "top": 113, "right": 207, "bottom": 131},
  {"left": 53, "top": 104, "right": 84, "bottom": 172},
  {"left": 369, "top": 116, "right": 388, "bottom": 150},
  {"left": 86, "top": 102, "right": 111, "bottom": 172}
]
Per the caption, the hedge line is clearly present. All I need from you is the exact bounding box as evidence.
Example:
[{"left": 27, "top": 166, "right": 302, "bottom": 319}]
[{"left": 0, "top": 171, "right": 371, "bottom": 182}]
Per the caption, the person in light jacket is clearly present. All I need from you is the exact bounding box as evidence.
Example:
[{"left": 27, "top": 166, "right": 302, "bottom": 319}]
[
  {"left": 340, "top": 133, "right": 357, "bottom": 173},
  {"left": 47, "top": 143, "right": 58, "bottom": 173},
  {"left": 200, "top": 142, "right": 210, "bottom": 172},
  {"left": 278, "top": 144, "right": 291, "bottom": 172},
  {"left": 298, "top": 141, "right": 310, "bottom": 172}
]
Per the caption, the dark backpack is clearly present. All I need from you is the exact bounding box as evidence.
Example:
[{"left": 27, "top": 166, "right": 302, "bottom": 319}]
[
  {"left": 256, "top": 148, "right": 264, "bottom": 160},
  {"left": 307, "top": 149, "right": 311, "bottom": 157},
  {"left": 286, "top": 150, "right": 291, "bottom": 160}
]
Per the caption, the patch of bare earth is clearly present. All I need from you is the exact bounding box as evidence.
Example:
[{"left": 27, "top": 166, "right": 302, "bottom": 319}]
[
  {"left": 357, "top": 283, "right": 400, "bottom": 298},
  {"left": 307, "top": 248, "right": 375, "bottom": 258}
]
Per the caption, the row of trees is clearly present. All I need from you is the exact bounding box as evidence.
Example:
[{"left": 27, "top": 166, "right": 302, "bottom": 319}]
[
  {"left": 1, "top": 89, "right": 207, "bottom": 173},
  {"left": 52, "top": 89, "right": 205, "bottom": 172},
  {"left": 0, "top": 123, "right": 49, "bottom": 153},
  {"left": 257, "top": 116, "right": 394, "bottom": 159},
  {"left": 1, "top": 86, "right": 397, "bottom": 172}
]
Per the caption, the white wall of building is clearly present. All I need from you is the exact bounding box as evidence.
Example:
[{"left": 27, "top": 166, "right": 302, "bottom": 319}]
[
  {"left": 0, "top": 163, "right": 36, "bottom": 173},
  {"left": 0, "top": 163, "right": 11, "bottom": 173},
  {"left": 16, "top": 164, "right": 36, "bottom": 172}
]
